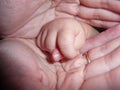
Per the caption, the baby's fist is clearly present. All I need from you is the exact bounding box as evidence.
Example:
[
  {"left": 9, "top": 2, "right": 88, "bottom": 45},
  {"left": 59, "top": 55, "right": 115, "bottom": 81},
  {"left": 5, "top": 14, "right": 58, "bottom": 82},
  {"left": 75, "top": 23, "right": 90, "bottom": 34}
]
[{"left": 37, "top": 18, "right": 86, "bottom": 61}]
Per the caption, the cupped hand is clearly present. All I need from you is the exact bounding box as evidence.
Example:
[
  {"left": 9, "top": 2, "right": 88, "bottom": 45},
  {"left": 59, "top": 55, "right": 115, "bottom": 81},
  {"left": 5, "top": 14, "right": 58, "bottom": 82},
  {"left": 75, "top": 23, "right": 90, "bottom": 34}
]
[
  {"left": 1, "top": 25, "right": 120, "bottom": 90},
  {"left": 0, "top": 38, "right": 87, "bottom": 90},
  {"left": 80, "top": 24, "right": 120, "bottom": 90},
  {"left": 0, "top": 0, "right": 120, "bottom": 37},
  {"left": 79, "top": 0, "right": 120, "bottom": 28}
]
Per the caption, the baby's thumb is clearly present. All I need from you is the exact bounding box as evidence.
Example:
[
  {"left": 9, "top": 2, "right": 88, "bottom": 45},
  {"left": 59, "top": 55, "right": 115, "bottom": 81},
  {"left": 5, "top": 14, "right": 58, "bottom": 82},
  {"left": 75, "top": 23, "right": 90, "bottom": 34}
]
[{"left": 52, "top": 49, "right": 64, "bottom": 61}]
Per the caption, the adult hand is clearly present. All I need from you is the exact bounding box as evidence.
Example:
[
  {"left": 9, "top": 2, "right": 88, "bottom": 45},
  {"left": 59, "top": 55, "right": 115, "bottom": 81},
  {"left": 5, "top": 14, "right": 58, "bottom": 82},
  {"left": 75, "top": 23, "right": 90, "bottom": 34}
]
[
  {"left": 0, "top": 39, "right": 86, "bottom": 90},
  {"left": 81, "top": 24, "right": 120, "bottom": 53},
  {"left": 0, "top": 0, "right": 120, "bottom": 37},
  {"left": 55, "top": 0, "right": 120, "bottom": 28},
  {"left": 79, "top": 0, "right": 120, "bottom": 28},
  {"left": 1, "top": 25, "right": 120, "bottom": 90},
  {"left": 80, "top": 24, "right": 120, "bottom": 90}
]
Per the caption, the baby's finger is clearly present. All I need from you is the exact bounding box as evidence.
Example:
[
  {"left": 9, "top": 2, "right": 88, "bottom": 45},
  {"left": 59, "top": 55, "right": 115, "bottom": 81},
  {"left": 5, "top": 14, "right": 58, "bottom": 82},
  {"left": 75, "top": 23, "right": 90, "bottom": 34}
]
[
  {"left": 37, "top": 28, "right": 48, "bottom": 50},
  {"left": 58, "top": 30, "right": 79, "bottom": 59},
  {"left": 74, "top": 29, "right": 85, "bottom": 50},
  {"left": 45, "top": 30, "right": 57, "bottom": 53},
  {"left": 52, "top": 49, "right": 64, "bottom": 61}
]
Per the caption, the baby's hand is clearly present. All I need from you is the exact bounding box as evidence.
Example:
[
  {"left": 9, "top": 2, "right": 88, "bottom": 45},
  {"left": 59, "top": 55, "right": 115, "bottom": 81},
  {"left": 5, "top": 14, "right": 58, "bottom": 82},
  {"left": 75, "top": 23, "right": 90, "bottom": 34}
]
[{"left": 37, "top": 18, "right": 97, "bottom": 61}]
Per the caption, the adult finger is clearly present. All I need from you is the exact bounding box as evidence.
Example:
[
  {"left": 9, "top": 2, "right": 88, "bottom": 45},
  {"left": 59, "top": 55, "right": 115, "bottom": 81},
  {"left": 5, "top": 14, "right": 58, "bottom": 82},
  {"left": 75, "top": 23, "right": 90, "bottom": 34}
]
[
  {"left": 77, "top": 6, "right": 120, "bottom": 21},
  {"left": 76, "top": 16, "right": 120, "bottom": 28},
  {"left": 81, "top": 0, "right": 120, "bottom": 14},
  {"left": 80, "top": 24, "right": 120, "bottom": 53},
  {"left": 84, "top": 46, "right": 120, "bottom": 80},
  {"left": 57, "top": 4, "right": 120, "bottom": 21},
  {"left": 86, "top": 37, "right": 120, "bottom": 60}
]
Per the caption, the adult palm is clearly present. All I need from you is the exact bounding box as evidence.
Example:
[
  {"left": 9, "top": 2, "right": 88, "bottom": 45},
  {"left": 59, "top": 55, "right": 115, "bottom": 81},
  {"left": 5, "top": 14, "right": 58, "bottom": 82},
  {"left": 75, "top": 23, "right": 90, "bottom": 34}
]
[{"left": 1, "top": 25, "right": 120, "bottom": 90}]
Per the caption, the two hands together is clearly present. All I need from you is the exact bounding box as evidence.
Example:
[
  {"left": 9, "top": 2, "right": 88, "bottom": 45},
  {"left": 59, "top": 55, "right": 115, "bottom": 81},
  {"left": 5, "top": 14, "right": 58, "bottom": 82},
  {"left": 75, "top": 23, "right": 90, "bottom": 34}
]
[
  {"left": 0, "top": 0, "right": 120, "bottom": 90},
  {"left": 36, "top": 18, "right": 98, "bottom": 61}
]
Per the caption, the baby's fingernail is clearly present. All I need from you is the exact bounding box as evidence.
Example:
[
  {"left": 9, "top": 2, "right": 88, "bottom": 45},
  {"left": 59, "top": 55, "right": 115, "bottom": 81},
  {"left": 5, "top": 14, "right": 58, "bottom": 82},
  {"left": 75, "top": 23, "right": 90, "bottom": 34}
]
[
  {"left": 53, "top": 53, "right": 63, "bottom": 61},
  {"left": 52, "top": 49, "right": 63, "bottom": 61}
]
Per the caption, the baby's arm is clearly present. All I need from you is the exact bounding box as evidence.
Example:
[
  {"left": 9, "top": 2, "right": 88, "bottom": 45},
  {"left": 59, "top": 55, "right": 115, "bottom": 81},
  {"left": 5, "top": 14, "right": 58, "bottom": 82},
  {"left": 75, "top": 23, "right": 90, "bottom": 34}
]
[{"left": 37, "top": 18, "right": 98, "bottom": 61}]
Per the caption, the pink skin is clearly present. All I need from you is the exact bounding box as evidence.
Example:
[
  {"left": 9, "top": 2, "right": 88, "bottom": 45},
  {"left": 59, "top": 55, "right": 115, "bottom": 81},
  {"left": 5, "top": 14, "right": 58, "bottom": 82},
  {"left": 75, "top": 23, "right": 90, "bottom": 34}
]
[
  {"left": 0, "top": 0, "right": 120, "bottom": 90},
  {"left": 1, "top": 25, "right": 120, "bottom": 90},
  {"left": 0, "top": 0, "right": 120, "bottom": 36},
  {"left": 37, "top": 18, "right": 98, "bottom": 61}
]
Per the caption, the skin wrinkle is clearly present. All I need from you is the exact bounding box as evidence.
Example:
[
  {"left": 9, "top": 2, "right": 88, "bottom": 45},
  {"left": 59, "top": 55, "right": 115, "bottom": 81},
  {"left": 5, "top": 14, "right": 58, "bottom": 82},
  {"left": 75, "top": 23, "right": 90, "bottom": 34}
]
[
  {"left": 55, "top": 63, "right": 66, "bottom": 90},
  {"left": 97, "top": 41, "right": 117, "bottom": 60},
  {"left": 0, "top": 38, "right": 57, "bottom": 89},
  {"left": 105, "top": 72, "right": 113, "bottom": 90},
  {"left": 79, "top": 66, "right": 86, "bottom": 89},
  {"left": 100, "top": 0, "right": 109, "bottom": 9},
  {"left": 80, "top": 0, "right": 109, "bottom": 9},
  {"left": 83, "top": 63, "right": 89, "bottom": 80},
  {"left": 110, "top": 66, "right": 120, "bottom": 89},
  {"left": 55, "top": 3, "right": 79, "bottom": 16},
  {"left": 93, "top": 9, "right": 103, "bottom": 20},
  {"left": 1, "top": 0, "right": 53, "bottom": 37},
  {"left": 81, "top": 0, "right": 120, "bottom": 15},
  {"left": 55, "top": 63, "right": 62, "bottom": 84},
  {"left": 54, "top": 55, "right": 86, "bottom": 89},
  {"left": 85, "top": 46, "right": 120, "bottom": 81},
  {"left": 87, "top": 39, "right": 117, "bottom": 61},
  {"left": 1, "top": 1, "right": 29, "bottom": 34},
  {"left": 109, "top": 47, "right": 120, "bottom": 70},
  {"left": 53, "top": 0, "right": 80, "bottom": 4},
  {"left": 60, "top": 67, "right": 84, "bottom": 90},
  {"left": 54, "top": 0, "right": 81, "bottom": 18},
  {"left": 1, "top": 0, "right": 119, "bottom": 37},
  {"left": 77, "top": 6, "right": 89, "bottom": 19},
  {"left": 81, "top": 0, "right": 119, "bottom": 28},
  {"left": 84, "top": 59, "right": 106, "bottom": 80},
  {"left": 62, "top": 58, "right": 86, "bottom": 89},
  {"left": 17, "top": 1, "right": 53, "bottom": 38},
  {"left": 16, "top": 39, "right": 57, "bottom": 75},
  {"left": 0, "top": 0, "right": 119, "bottom": 37}
]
